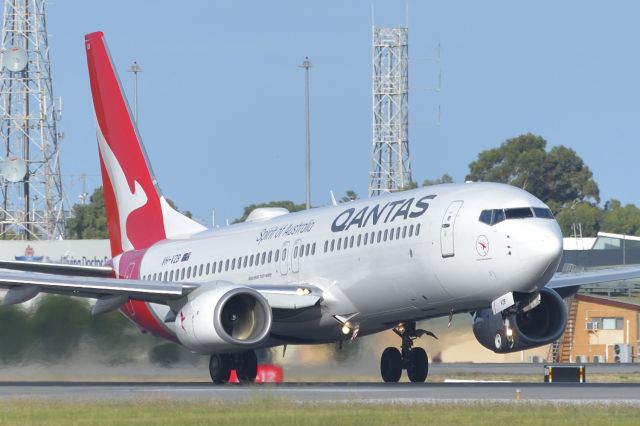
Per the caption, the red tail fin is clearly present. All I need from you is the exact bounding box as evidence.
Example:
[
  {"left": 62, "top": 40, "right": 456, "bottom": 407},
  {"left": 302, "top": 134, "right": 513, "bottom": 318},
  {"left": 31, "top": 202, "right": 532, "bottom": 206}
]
[{"left": 85, "top": 32, "right": 205, "bottom": 257}]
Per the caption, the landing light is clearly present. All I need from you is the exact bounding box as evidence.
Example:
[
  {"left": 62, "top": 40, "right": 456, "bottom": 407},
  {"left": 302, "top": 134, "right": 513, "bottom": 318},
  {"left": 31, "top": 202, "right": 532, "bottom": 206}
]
[
  {"left": 296, "top": 288, "right": 311, "bottom": 296},
  {"left": 341, "top": 324, "right": 351, "bottom": 335},
  {"left": 506, "top": 328, "right": 513, "bottom": 337},
  {"left": 397, "top": 323, "right": 405, "bottom": 334}
]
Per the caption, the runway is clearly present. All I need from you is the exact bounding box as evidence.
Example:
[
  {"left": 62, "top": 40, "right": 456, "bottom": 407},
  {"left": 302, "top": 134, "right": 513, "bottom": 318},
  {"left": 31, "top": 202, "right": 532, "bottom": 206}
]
[{"left": 1, "top": 382, "right": 639, "bottom": 404}]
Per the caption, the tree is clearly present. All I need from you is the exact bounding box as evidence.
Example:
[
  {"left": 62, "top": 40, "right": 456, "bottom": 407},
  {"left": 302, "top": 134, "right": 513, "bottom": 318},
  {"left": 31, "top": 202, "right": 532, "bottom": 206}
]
[
  {"left": 555, "top": 202, "right": 603, "bottom": 237},
  {"left": 66, "top": 187, "right": 108, "bottom": 239},
  {"left": 422, "top": 174, "right": 453, "bottom": 187},
  {"left": 466, "top": 133, "right": 599, "bottom": 207},
  {"left": 601, "top": 200, "right": 640, "bottom": 236},
  {"left": 340, "top": 190, "right": 359, "bottom": 203},
  {"left": 0, "top": 306, "right": 33, "bottom": 364},
  {"left": 234, "top": 201, "right": 306, "bottom": 223}
]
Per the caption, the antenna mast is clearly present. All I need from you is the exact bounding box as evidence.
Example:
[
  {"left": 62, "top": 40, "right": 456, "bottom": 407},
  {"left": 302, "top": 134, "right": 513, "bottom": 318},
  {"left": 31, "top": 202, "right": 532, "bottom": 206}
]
[{"left": 0, "top": 0, "right": 65, "bottom": 239}]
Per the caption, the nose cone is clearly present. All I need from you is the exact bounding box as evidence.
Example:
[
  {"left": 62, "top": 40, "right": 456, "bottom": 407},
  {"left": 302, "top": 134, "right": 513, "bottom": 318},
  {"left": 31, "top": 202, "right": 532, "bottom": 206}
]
[{"left": 512, "top": 219, "right": 563, "bottom": 291}]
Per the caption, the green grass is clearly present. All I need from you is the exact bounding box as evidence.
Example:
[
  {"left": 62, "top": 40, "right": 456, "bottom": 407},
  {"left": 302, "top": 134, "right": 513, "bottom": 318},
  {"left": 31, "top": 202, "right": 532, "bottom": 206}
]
[{"left": 0, "top": 400, "right": 638, "bottom": 425}]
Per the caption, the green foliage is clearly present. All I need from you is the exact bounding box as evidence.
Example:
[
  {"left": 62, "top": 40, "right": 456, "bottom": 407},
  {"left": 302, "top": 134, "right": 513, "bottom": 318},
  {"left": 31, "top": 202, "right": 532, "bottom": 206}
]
[
  {"left": 340, "top": 190, "right": 359, "bottom": 203},
  {"left": 555, "top": 203, "right": 603, "bottom": 237},
  {"left": 149, "top": 343, "right": 182, "bottom": 367},
  {"left": 466, "top": 133, "right": 599, "bottom": 206},
  {"left": 29, "top": 295, "right": 92, "bottom": 363},
  {"left": 66, "top": 187, "right": 108, "bottom": 239},
  {"left": 601, "top": 200, "right": 640, "bottom": 236},
  {"left": 234, "top": 201, "right": 306, "bottom": 223},
  {"left": 401, "top": 181, "right": 418, "bottom": 191},
  {"left": 422, "top": 174, "right": 454, "bottom": 187},
  {"left": 0, "top": 306, "right": 32, "bottom": 364}
]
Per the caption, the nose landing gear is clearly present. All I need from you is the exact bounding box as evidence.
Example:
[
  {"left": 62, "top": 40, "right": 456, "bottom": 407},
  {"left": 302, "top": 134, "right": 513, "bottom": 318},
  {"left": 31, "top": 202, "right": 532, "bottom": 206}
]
[
  {"left": 494, "top": 316, "right": 515, "bottom": 352},
  {"left": 380, "top": 322, "right": 437, "bottom": 383}
]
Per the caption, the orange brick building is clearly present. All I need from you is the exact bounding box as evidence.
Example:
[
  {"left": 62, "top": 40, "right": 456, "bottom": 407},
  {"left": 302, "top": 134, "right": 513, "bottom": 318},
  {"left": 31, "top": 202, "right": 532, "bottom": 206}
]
[{"left": 556, "top": 294, "right": 639, "bottom": 363}]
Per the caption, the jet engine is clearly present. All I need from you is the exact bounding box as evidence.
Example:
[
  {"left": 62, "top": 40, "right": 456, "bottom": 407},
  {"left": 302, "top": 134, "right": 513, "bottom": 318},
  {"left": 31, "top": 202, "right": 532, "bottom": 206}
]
[
  {"left": 175, "top": 282, "right": 272, "bottom": 354},
  {"left": 472, "top": 287, "right": 567, "bottom": 353}
]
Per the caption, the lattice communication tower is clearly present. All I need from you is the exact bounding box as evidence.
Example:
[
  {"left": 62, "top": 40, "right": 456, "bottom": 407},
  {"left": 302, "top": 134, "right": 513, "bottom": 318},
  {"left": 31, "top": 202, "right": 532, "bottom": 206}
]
[
  {"left": 369, "top": 27, "right": 411, "bottom": 197},
  {"left": 0, "top": 0, "right": 65, "bottom": 239}
]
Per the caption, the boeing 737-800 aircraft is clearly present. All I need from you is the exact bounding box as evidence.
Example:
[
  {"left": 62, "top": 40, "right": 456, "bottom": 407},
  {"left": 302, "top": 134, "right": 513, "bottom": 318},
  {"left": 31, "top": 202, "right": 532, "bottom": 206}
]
[{"left": 1, "top": 32, "right": 639, "bottom": 384}]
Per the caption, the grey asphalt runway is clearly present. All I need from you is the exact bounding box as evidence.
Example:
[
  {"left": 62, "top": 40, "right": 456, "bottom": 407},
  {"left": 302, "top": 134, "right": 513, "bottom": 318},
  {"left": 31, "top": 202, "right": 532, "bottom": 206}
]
[{"left": 0, "top": 382, "right": 639, "bottom": 404}]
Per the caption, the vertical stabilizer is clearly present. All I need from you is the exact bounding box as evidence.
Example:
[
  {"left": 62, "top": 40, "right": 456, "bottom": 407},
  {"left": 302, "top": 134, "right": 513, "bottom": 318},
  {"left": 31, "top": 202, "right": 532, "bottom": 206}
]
[{"left": 85, "top": 32, "right": 206, "bottom": 257}]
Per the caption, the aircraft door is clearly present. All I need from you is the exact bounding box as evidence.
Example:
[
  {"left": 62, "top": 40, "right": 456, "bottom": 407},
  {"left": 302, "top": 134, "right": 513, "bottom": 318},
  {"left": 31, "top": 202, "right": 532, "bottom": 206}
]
[
  {"left": 440, "top": 200, "right": 464, "bottom": 258},
  {"left": 279, "top": 241, "right": 290, "bottom": 276},
  {"left": 291, "top": 239, "right": 302, "bottom": 273}
]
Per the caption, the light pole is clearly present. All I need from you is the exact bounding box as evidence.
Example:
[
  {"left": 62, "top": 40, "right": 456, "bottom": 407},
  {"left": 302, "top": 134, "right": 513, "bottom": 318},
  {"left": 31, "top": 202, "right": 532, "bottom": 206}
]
[
  {"left": 127, "top": 61, "right": 142, "bottom": 124},
  {"left": 299, "top": 57, "right": 312, "bottom": 210}
]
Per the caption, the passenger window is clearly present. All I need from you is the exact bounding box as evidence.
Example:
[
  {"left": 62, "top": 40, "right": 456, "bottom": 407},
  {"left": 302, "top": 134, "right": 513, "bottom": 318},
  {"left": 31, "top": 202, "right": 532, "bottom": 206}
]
[
  {"left": 212, "top": 262, "right": 217, "bottom": 274},
  {"left": 268, "top": 251, "right": 273, "bottom": 263},
  {"left": 402, "top": 226, "right": 407, "bottom": 238},
  {"left": 275, "top": 249, "right": 280, "bottom": 262},
  {"left": 181, "top": 268, "right": 186, "bottom": 280},
  {"left": 371, "top": 232, "right": 375, "bottom": 243},
  {"left": 396, "top": 227, "right": 401, "bottom": 239},
  {"left": 389, "top": 228, "right": 394, "bottom": 241},
  {"left": 324, "top": 240, "right": 328, "bottom": 252},
  {"left": 299, "top": 247, "right": 304, "bottom": 258},
  {"left": 311, "top": 243, "right": 316, "bottom": 255},
  {"left": 152, "top": 273, "right": 156, "bottom": 281},
  {"left": 343, "top": 236, "right": 349, "bottom": 249},
  {"left": 357, "top": 234, "right": 361, "bottom": 247},
  {"left": 306, "top": 244, "right": 311, "bottom": 256},
  {"left": 242, "top": 256, "right": 247, "bottom": 267},
  {"left": 364, "top": 233, "right": 368, "bottom": 245},
  {"left": 409, "top": 224, "right": 414, "bottom": 237},
  {"left": 294, "top": 246, "right": 298, "bottom": 259},
  {"left": 383, "top": 229, "right": 388, "bottom": 242},
  {"left": 218, "top": 261, "right": 223, "bottom": 273},
  {"left": 225, "top": 259, "right": 229, "bottom": 271},
  {"left": 283, "top": 248, "right": 288, "bottom": 260},
  {"left": 416, "top": 223, "right": 421, "bottom": 236},
  {"left": 169, "top": 271, "right": 174, "bottom": 281},
  {"left": 250, "top": 255, "right": 254, "bottom": 267},
  {"left": 337, "top": 239, "right": 342, "bottom": 250},
  {"left": 377, "top": 230, "right": 382, "bottom": 243},
  {"left": 261, "top": 252, "right": 266, "bottom": 264},
  {"left": 349, "top": 236, "right": 354, "bottom": 248},
  {"left": 206, "top": 263, "right": 210, "bottom": 275},
  {"left": 163, "top": 271, "right": 168, "bottom": 282},
  {"left": 330, "top": 240, "right": 335, "bottom": 251},
  {"left": 199, "top": 264, "right": 203, "bottom": 276}
]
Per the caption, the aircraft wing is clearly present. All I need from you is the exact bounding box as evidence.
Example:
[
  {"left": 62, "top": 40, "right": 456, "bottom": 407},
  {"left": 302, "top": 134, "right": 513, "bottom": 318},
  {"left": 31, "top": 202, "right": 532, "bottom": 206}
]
[
  {"left": 0, "top": 259, "right": 113, "bottom": 277},
  {"left": 546, "top": 266, "right": 640, "bottom": 295},
  {"left": 0, "top": 270, "right": 321, "bottom": 313}
]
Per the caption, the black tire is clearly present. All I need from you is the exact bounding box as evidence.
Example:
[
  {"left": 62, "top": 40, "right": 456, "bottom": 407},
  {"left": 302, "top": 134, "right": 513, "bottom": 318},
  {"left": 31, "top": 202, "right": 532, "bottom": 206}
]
[
  {"left": 209, "top": 354, "right": 232, "bottom": 384},
  {"left": 406, "top": 347, "right": 428, "bottom": 383},
  {"left": 235, "top": 350, "right": 258, "bottom": 384},
  {"left": 380, "top": 347, "right": 403, "bottom": 383}
]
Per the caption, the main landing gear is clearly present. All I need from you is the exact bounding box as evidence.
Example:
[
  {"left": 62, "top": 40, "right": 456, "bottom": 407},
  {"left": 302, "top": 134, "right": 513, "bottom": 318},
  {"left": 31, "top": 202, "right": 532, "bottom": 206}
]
[
  {"left": 380, "top": 322, "right": 436, "bottom": 383},
  {"left": 209, "top": 350, "right": 258, "bottom": 384}
]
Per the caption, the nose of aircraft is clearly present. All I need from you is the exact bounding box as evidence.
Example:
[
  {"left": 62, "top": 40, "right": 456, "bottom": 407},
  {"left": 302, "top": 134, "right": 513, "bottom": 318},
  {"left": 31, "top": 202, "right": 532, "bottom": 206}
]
[{"left": 512, "top": 219, "right": 563, "bottom": 291}]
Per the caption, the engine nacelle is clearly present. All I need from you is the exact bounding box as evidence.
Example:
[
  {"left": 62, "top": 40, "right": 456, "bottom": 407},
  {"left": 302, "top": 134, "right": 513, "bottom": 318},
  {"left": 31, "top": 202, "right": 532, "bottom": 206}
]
[
  {"left": 472, "top": 287, "right": 567, "bottom": 353},
  {"left": 175, "top": 282, "right": 272, "bottom": 354}
]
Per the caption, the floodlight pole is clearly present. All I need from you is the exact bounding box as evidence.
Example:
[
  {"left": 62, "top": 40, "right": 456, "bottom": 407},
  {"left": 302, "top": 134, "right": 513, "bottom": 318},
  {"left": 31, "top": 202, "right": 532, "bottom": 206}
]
[
  {"left": 299, "top": 57, "right": 312, "bottom": 210},
  {"left": 128, "top": 61, "right": 142, "bottom": 124}
]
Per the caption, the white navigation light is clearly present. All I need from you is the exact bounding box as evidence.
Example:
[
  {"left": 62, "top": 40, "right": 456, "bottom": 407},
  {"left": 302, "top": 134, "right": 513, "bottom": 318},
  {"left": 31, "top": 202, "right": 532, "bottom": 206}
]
[{"left": 3, "top": 46, "right": 28, "bottom": 72}]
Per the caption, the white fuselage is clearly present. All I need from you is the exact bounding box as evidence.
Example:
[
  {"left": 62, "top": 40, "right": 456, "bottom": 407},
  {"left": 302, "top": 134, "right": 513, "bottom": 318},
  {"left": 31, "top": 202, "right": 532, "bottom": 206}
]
[{"left": 115, "top": 182, "right": 563, "bottom": 345}]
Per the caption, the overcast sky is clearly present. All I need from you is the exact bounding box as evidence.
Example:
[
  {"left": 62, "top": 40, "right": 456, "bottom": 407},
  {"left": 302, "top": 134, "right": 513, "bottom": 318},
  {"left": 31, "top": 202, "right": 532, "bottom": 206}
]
[{"left": 42, "top": 1, "right": 640, "bottom": 225}]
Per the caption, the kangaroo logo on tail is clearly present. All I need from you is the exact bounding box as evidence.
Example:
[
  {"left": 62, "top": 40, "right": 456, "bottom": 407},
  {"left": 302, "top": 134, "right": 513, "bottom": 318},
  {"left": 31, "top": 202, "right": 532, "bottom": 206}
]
[{"left": 86, "top": 32, "right": 206, "bottom": 257}]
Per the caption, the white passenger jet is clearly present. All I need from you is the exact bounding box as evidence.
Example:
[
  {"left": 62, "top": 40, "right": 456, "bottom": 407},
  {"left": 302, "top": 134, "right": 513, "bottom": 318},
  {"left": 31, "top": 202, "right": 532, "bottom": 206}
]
[{"left": 1, "top": 32, "right": 639, "bottom": 384}]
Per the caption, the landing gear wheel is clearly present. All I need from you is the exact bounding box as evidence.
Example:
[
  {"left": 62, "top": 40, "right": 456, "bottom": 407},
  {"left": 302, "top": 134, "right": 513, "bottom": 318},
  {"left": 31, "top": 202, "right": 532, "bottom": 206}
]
[
  {"left": 235, "top": 350, "right": 258, "bottom": 384},
  {"left": 380, "top": 347, "right": 403, "bottom": 383},
  {"left": 209, "top": 354, "right": 232, "bottom": 384},
  {"left": 406, "top": 347, "right": 429, "bottom": 383},
  {"left": 494, "top": 330, "right": 514, "bottom": 351}
]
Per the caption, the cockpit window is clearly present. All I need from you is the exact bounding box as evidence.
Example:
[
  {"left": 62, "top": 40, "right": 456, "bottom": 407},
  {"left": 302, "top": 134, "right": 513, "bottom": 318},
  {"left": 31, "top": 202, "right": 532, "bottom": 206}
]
[
  {"left": 480, "top": 207, "right": 552, "bottom": 225},
  {"left": 533, "top": 207, "right": 554, "bottom": 219},
  {"left": 478, "top": 209, "right": 506, "bottom": 225},
  {"left": 505, "top": 207, "right": 534, "bottom": 219}
]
